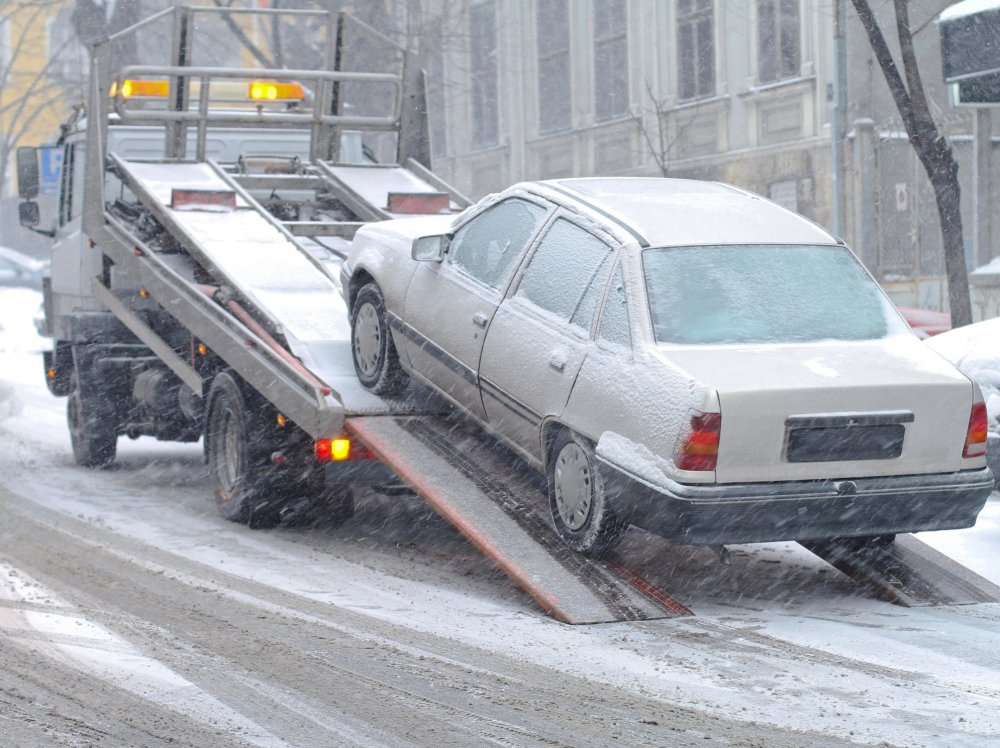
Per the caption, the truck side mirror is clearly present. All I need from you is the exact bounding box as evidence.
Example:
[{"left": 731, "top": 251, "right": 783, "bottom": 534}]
[
  {"left": 411, "top": 234, "right": 448, "bottom": 262},
  {"left": 17, "top": 147, "right": 40, "bottom": 199},
  {"left": 18, "top": 200, "right": 40, "bottom": 227}
]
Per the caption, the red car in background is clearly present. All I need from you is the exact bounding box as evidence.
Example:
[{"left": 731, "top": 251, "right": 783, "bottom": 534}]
[{"left": 898, "top": 307, "right": 952, "bottom": 339}]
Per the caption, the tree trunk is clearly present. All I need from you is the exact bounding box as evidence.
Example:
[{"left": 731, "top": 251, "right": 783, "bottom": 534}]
[{"left": 851, "top": 0, "right": 973, "bottom": 327}]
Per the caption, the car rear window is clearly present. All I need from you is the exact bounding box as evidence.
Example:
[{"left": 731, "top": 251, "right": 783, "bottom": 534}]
[{"left": 643, "top": 244, "right": 909, "bottom": 344}]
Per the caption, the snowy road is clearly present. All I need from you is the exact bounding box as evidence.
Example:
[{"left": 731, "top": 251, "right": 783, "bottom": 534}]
[{"left": 2, "top": 287, "right": 999, "bottom": 747}]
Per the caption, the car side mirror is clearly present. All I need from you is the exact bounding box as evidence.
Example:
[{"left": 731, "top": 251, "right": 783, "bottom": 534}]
[
  {"left": 19, "top": 200, "right": 40, "bottom": 227},
  {"left": 411, "top": 234, "right": 448, "bottom": 262},
  {"left": 17, "top": 146, "right": 40, "bottom": 199}
]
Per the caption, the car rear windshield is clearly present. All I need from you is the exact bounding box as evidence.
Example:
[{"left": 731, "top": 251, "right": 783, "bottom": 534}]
[{"left": 643, "top": 244, "right": 908, "bottom": 345}]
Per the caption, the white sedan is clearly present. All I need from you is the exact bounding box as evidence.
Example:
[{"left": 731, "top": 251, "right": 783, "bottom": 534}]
[{"left": 341, "top": 178, "right": 992, "bottom": 556}]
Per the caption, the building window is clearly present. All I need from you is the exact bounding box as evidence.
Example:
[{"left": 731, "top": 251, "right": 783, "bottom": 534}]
[
  {"left": 425, "top": 42, "right": 447, "bottom": 158},
  {"left": 757, "top": 0, "right": 800, "bottom": 83},
  {"left": 537, "top": 0, "right": 571, "bottom": 133},
  {"left": 594, "top": 0, "right": 628, "bottom": 121},
  {"left": 677, "top": 0, "right": 714, "bottom": 101},
  {"left": 469, "top": 2, "right": 498, "bottom": 148}
]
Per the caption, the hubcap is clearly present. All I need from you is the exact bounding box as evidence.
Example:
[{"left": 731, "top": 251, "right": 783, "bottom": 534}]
[
  {"left": 354, "top": 302, "right": 382, "bottom": 378},
  {"left": 553, "top": 442, "right": 592, "bottom": 531}
]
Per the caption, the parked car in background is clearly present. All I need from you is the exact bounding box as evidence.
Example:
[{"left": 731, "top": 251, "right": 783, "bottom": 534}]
[
  {"left": 925, "top": 316, "right": 1000, "bottom": 483},
  {"left": 342, "top": 178, "right": 993, "bottom": 556},
  {"left": 897, "top": 306, "right": 951, "bottom": 339},
  {"left": 0, "top": 246, "right": 48, "bottom": 290}
]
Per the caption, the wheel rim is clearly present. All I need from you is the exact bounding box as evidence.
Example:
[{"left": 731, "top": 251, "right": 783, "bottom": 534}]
[
  {"left": 219, "top": 409, "right": 241, "bottom": 497},
  {"left": 68, "top": 391, "right": 83, "bottom": 444},
  {"left": 553, "top": 442, "right": 592, "bottom": 531},
  {"left": 354, "top": 302, "right": 382, "bottom": 378}
]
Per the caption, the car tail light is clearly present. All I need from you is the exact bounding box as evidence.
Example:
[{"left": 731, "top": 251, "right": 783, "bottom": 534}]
[
  {"left": 963, "top": 402, "right": 988, "bottom": 458},
  {"left": 674, "top": 411, "right": 721, "bottom": 472}
]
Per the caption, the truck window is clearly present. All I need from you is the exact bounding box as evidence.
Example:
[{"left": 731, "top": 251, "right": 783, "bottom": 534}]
[{"left": 58, "top": 144, "right": 86, "bottom": 227}]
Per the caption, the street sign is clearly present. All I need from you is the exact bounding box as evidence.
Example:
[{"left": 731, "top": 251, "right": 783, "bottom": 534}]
[{"left": 940, "top": 1, "right": 1000, "bottom": 82}]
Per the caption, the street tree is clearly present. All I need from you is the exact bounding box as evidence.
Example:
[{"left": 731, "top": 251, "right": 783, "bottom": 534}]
[
  {"left": 850, "top": 0, "right": 972, "bottom": 327},
  {"left": 0, "top": 0, "right": 86, "bottom": 199}
]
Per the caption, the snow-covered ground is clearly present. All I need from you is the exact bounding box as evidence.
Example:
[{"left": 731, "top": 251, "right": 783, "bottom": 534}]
[{"left": 2, "top": 286, "right": 999, "bottom": 747}]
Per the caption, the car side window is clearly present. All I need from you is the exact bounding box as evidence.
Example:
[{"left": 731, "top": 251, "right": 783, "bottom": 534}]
[
  {"left": 598, "top": 263, "right": 631, "bottom": 348},
  {"left": 516, "top": 218, "right": 614, "bottom": 330},
  {"left": 448, "top": 198, "right": 547, "bottom": 290},
  {"left": 569, "top": 252, "right": 615, "bottom": 332}
]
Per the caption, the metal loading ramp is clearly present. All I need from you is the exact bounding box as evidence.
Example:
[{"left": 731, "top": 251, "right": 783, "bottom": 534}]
[
  {"left": 345, "top": 415, "right": 692, "bottom": 624},
  {"left": 802, "top": 535, "right": 1000, "bottom": 606},
  {"left": 112, "top": 158, "right": 444, "bottom": 418}
]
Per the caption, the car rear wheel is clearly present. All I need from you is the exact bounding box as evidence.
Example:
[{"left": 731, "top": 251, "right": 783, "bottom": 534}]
[
  {"left": 351, "top": 283, "right": 408, "bottom": 396},
  {"left": 206, "top": 372, "right": 283, "bottom": 528},
  {"left": 547, "top": 430, "right": 627, "bottom": 557}
]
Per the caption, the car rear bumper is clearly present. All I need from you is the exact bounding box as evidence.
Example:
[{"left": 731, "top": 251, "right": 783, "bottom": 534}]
[{"left": 597, "top": 458, "right": 994, "bottom": 545}]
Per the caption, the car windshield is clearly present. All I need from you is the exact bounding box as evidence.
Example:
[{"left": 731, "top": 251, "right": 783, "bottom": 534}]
[{"left": 643, "top": 244, "right": 909, "bottom": 345}]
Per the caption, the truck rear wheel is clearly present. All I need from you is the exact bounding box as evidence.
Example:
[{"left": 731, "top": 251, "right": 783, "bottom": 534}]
[
  {"left": 206, "top": 372, "right": 283, "bottom": 529},
  {"left": 68, "top": 371, "right": 117, "bottom": 469}
]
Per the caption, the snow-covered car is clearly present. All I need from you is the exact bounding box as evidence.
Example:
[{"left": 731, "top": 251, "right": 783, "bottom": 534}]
[
  {"left": 0, "top": 246, "right": 47, "bottom": 290},
  {"left": 341, "top": 178, "right": 993, "bottom": 556},
  {"left": 924, "top": 316, "right": 1000, "bottom": 482}
]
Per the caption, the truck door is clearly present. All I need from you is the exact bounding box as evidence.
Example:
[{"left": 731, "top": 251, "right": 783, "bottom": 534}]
[
  {"left": 49, "top": 141, "right": 103, "bottom": 330},
  {"left": 401, "top": 197, "right": 549, "bottom": 418},
  {"left": 479, "top": 217, "right": 617, "bottom": 458}
]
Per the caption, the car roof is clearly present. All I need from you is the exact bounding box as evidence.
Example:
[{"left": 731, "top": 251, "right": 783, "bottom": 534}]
[{"left": 533, "top": 177, "right": 837, "bottom": 248}]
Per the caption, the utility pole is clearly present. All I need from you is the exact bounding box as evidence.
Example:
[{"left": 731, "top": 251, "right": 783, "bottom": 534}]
[{"left": 832, "top": 0, "right": 848, "bottom": 239}]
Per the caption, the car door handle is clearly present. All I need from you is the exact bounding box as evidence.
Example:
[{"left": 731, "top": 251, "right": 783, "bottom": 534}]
[
  {"left": 549, "top": 352, "right": 566, "bottom": 372},
  {"left": 472, "top": 312, "right": 489, "bottom": 328}
]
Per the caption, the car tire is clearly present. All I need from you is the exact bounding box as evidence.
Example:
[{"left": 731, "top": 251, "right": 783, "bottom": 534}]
[
  {"left": 67, "top": 371, "right": 117, "bottom": 469},
  {"left": 351, "top": 283, "right": 408, "bottom": 396},
  {"left": 205, "top": 372, "right": 283, "bottom": 528},
  {"left": 547, "top": 430, "right": 627, "bottom": 557}
]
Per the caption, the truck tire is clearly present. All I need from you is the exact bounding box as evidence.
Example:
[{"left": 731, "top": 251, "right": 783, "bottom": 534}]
[
  {"left": 351, "top": 283, "right": 408, "bottom": 396},
  {"left": 205, "top": 372, "right": 283, "bottom": 529},
  {"left": 315, "top": 485, "right": 355, "bottom": 528},
  {"left": 67, "top": 371, "right": 117, "bottom": 468},
  {"left": 547, "top": 430, "right": 627, "bottom": 558}
]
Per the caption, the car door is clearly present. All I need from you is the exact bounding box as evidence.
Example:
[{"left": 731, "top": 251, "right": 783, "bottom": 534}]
[
  {"left": 479, "top": 216, "right": 618, "bottom": 458},
  {"left": 401, "top": 197, "right": 549, "bottom": 418}
]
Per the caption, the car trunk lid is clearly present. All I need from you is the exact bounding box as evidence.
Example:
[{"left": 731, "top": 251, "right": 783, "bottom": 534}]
[{"left": 659, "top": 336, "right": 973, "bottom": 483}]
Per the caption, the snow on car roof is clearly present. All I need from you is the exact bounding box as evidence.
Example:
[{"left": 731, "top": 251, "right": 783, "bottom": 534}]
[{"left": 547, "top": 177, "right": 837, "bottom": 248}]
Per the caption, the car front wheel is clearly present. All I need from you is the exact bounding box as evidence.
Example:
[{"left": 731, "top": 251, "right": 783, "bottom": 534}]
[
  {"left": 351, "top": 283, "right": 408, "bottom": 396},
  {"left": 547, "top": 430, "right": 627, "bottom": 557}
]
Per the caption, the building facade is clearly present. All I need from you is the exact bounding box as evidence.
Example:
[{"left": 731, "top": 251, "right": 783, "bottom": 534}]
[{"left": 420, "top": 0, "right": 999, "bottom": 314}]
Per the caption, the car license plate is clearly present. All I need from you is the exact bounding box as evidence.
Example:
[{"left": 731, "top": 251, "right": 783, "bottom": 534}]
[{"left": 785, "top": 424, "right": 905, "bottom": 463}]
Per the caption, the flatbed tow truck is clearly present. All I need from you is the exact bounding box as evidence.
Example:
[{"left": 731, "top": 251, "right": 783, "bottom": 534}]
[{"left": 17, "top": 5, "right": 1000, "bottom": 624}]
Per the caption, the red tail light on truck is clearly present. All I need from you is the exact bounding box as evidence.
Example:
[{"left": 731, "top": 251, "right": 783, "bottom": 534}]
[{"left": 314, "top": 438, "right": 377, "bottom": 462}]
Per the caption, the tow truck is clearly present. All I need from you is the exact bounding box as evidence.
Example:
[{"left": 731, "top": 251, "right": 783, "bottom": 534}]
[{"left": 15, "top": 5, "right": 1000, "bottom": 623}]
